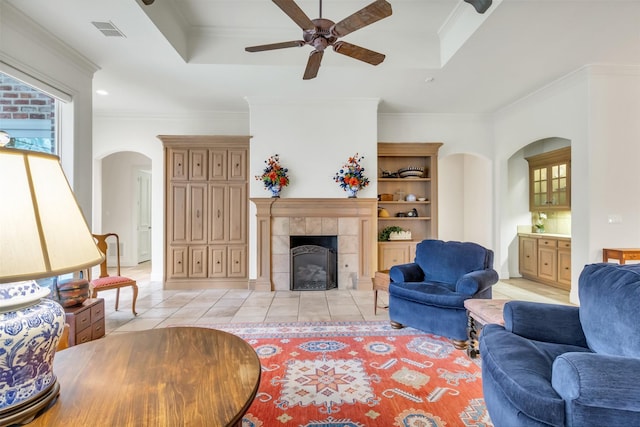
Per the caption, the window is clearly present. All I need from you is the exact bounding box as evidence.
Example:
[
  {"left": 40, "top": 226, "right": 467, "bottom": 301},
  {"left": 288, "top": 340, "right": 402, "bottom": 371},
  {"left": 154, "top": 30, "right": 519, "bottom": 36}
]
[{"left": 0, "top": 72, "right": 58, "bottom": 154}]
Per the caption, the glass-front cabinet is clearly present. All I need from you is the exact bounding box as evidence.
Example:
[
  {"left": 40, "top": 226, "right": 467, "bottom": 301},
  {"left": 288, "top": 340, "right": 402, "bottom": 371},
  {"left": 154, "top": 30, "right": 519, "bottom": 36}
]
[{"left": 526, "top": 147, "right": 571, "bottom": 211}]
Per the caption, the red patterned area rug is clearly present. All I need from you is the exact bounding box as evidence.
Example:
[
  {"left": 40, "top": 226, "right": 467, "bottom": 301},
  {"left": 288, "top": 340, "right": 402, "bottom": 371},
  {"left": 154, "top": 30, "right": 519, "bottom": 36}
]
[{"left": 193, "top": 321, "right": 493, "bottom": 427}]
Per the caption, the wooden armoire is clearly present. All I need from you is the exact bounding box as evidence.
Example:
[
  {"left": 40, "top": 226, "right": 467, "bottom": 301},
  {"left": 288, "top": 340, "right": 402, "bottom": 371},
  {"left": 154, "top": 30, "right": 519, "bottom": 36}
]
[{"left": 159, "top": 135, "right": 250, "bottom": 289}]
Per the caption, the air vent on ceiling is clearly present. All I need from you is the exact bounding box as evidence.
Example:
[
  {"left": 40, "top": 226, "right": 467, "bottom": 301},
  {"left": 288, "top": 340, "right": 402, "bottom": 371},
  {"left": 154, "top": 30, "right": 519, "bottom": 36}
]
[{"left": 91, "top": 21, "right": 126, "bottom": 38}]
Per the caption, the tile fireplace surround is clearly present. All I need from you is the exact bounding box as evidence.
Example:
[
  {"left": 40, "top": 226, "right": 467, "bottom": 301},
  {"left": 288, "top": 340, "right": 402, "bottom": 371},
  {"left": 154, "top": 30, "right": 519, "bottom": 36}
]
[{"left": 251, "top": 198, "right": 378, "bottom": 292}]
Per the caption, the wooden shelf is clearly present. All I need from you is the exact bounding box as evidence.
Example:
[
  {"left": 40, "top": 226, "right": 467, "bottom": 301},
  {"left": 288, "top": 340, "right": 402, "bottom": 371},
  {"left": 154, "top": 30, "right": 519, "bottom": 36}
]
[
  {"left": 378, "top": 217, "right": 432, "bottom": 221},
  {"left": 378, "top": 201, "right": 431, "bottom": 204},
  {"left": 377, "top": 142, "right": 442, "bottom": 270},
  {"left": 378, "top": 178, "right": 432, "bottom": 182}
]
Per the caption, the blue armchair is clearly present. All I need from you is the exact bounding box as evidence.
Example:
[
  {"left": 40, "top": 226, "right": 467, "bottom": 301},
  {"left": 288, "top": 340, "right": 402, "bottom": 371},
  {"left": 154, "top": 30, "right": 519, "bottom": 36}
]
[
  {"left": 388, "top": 239, "right": 499, "bottom": 348},
  {"left": 480, "top": 263, "right": 640, "bottom": 427}
]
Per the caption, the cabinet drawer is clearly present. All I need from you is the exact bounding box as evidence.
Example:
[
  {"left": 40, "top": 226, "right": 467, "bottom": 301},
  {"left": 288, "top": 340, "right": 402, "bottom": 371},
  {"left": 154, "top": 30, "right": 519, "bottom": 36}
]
[
  {"left": 539, "top": 239, "right": 557, "bottom": 248},
  {"left": 74, "top": 309, "right": 91, "bottom": 332},
  {"left": 92, "top": 317, "right": 105, "bottom": 340},
  {"left": 91, "top": 303, "right": 104, "bottom": 321},
  {"left": 76, "top": 327, "right": 93, "bottom": 345},
  {"left": 558, "top": 240, "right": 571, "bottom": 249}
]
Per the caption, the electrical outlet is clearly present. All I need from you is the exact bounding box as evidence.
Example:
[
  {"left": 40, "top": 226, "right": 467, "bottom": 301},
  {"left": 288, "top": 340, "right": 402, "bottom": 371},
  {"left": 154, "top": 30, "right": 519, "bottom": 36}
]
[{"left": 607, "top": 214, "right": 622, "bottom": 224}]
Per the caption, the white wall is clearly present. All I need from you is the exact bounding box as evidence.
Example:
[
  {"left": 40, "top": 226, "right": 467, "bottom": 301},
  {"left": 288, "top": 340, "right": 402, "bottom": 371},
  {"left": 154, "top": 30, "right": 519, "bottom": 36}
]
[
  {"left": 246, "top": 97, "right": 379, "bottom": 280},
  {"left": 494, "top": 65, "right": 640, "bottom": 303},
  {"left": 378, "top": 114, "right": 494, "bottom": 246}
]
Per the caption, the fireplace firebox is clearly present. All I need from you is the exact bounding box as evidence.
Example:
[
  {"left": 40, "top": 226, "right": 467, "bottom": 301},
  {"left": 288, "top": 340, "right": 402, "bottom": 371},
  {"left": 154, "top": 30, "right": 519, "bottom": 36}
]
[{"left": 290, "top": 236, "right": 337, "bottom": 291}]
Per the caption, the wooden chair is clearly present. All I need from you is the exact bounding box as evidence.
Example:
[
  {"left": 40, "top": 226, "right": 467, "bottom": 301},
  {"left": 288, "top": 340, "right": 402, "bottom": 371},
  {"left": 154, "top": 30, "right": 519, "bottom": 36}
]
[{"left": 90, "top": 233, "right": 138, "bottom": 316}]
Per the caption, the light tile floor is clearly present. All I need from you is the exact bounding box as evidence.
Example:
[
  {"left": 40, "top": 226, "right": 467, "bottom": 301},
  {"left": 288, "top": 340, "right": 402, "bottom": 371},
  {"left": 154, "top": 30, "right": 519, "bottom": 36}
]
[{"left": 101, "top": 262, "right": 571, "bottom": 336}]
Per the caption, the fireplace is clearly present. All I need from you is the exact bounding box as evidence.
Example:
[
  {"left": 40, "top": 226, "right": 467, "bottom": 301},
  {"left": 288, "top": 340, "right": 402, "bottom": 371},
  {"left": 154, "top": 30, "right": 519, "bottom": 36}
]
[
  {"left": 251, "top": 198, "right": 378, "bottom": 292},
  {"left": 290, "top": 236, "right": 337, "bottom": 291}
]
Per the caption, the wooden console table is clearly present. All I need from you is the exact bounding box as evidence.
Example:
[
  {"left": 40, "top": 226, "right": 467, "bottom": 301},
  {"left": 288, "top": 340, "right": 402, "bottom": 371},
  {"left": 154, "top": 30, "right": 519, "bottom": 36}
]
[
  {"left": 30, "top": 327, "right": 261, "bottom": 426},
  {"left": 602, "top": 248, "right": 640, "bottom": 264}
]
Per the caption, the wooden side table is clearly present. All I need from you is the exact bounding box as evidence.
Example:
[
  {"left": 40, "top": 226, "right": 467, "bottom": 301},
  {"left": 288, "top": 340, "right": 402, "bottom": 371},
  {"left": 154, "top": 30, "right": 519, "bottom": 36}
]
[
  {"left": 464, "top": 299, "right": 509, "bottom": 358},
  {"left": 602, "top": 248, "right": 640, "bottom": 264},
  {"left": 64, "top": 298, "right": 105, "bottom": 346},
  {"left": 372, "top": 270, "right": 390, "bottom": 314}
]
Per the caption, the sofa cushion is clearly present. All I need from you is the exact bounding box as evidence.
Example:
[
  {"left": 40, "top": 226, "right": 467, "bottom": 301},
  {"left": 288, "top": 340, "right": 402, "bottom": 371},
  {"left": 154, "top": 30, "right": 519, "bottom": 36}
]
[
  {"left": 389, "top": 281, "right": 468, "bottom": 309},
  {"left": 579, "top": 263, "right": 640, "bottom": 357},
  {"left": 415, "top": 240, "right": 490, "bottom": 285},
  {"left": 480, "top": 324, "right": 591, "bottom": 426}
]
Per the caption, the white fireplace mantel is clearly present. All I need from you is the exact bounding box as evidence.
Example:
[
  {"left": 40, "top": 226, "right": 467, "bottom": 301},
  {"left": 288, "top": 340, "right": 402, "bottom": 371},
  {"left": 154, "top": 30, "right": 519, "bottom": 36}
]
[{"left": 251, "top": 198, "right": 378, "bottom": 291}]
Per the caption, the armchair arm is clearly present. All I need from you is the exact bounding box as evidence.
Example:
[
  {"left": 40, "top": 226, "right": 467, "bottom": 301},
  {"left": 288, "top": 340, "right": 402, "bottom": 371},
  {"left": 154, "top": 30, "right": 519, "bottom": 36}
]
[
  {"left": 455, "top": 269, "right": 498, "bottom": 295},
  {"left": 553, "top": 353, "right": 640, "bottom": 412},
  {"left": 504, "top": 301, "right": 588, "bottom": 347},
  {"left": 389, "top": 263, "right": 424, "bottom": 283}
]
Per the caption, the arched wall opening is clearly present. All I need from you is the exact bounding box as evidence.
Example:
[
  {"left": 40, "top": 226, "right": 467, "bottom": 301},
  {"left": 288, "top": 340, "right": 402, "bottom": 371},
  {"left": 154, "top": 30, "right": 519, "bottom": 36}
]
[{"left": 506, "top": 137, "right": 571, "bottom": 278}]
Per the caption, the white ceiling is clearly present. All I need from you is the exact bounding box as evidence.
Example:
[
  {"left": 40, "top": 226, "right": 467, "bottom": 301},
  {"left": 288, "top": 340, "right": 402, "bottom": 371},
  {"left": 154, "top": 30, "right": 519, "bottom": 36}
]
[{"left": 6, "top": 0, "right": 640, "bottom": 115}]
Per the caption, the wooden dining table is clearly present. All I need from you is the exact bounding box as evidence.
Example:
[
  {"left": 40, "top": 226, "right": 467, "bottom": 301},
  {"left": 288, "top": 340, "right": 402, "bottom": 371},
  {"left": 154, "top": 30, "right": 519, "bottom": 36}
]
[{"left": 28, "top": 327, "right": 261, "bottom": 427}]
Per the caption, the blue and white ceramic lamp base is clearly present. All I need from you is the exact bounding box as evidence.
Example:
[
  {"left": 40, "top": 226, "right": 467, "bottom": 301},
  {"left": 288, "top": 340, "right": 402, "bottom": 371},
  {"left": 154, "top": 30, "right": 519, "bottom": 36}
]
[{"left": 0, "top": 281, "right": 65, "bottom": 424}]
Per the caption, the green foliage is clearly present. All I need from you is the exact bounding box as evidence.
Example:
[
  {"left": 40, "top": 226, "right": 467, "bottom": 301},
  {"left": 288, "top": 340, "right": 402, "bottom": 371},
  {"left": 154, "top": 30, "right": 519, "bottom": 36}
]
[{"left": 378, "top": 225, "right": 404, "bottom": 242}]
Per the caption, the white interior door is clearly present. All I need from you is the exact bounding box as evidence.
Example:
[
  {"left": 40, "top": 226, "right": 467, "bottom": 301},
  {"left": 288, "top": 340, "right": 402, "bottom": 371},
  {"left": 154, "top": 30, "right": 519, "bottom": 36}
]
[{"left": 137, "top": 169, "right": 152, "bottom": 263}]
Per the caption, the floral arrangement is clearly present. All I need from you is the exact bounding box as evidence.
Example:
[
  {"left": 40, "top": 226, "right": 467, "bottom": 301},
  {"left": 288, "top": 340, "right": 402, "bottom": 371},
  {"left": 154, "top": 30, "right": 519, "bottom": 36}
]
[
  {"left": 334, "top": 153, "right": 370, "bottom": 192},
  {"left": 534, "top": 212, "right": 547, "bottom": 233},
  {"left": 255, "top": 154, "right": 289, "bottom": 190}
]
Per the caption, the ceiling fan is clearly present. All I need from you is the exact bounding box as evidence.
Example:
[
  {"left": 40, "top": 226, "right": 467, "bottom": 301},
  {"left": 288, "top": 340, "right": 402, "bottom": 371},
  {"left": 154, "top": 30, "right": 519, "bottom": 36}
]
[{"left": 245, "top": 0, "right": 393, "bottom": 80}]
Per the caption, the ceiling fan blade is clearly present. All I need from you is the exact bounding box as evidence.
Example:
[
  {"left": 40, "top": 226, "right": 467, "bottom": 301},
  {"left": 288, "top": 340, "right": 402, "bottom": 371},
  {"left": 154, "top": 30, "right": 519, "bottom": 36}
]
[
  {"left": 464, "top": 0, "right": 493, "bottom": 14},
  {"left": 331, "top": 0, "right": 392, "bottom": 38},
  {"left": 333, "top": 41, "right": 385, "bottom": 66},
  {"left": 272, "top": 0, "right": 316, "bottom": 31},
  {"left": 303, "top": 51, "right": 324, "bottom": 80},
  {"left": 245, "top": 40, "right": 305, "bottom": 52}
]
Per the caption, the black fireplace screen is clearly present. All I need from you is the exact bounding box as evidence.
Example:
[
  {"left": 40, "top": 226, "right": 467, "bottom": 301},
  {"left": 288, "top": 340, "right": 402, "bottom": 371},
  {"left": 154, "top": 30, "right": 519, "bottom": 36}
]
[{"left": 290, "top": 237, "right": 337, "bottom": 291}]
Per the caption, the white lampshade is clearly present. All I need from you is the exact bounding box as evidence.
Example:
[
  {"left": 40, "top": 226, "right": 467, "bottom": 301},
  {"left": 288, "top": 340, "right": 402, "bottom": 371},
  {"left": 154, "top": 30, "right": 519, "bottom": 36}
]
[{"left": 0, "top": 147, "right": 104, "bottom": 284}]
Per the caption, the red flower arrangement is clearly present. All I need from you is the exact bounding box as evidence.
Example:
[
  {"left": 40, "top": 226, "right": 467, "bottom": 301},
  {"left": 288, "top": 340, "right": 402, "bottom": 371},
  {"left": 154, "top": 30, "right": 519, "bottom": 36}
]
[
  {"left": 334, "top": 153, "right": 369, "bottom": 195},
  {"left": 256, "top": 154, "right": 289, "bottom": 192}
]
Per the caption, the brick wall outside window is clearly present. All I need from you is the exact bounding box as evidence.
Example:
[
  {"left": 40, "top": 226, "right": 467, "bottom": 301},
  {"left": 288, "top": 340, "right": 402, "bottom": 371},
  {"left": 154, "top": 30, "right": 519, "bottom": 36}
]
[{"left": 0, "top": 73, "right": 57, "bottom": 152}]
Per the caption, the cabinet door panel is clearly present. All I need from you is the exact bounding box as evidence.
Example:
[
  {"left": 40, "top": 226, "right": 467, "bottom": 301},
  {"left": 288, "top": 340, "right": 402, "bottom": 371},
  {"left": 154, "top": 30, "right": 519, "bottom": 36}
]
[
  {"left": 208, "top": 247, "right": 226, "bottom": 277},
  {"left": 538, "top": 247, "right": 557, "bottom": 281},
  {"left": 209, "top": 150, "right": 227, "bottom": 180},
  {"left": 209, "top": 184, "right": 227, "bottom": 242},
  {"left": 189, "top": 149, "right": 208, "bottom": 180},
  {"left": 557, "top": 249, "right": 571, "bottom": 288},
  {"left": 190, "top": 184, "right": 207, "bottom": 244},
  {"left": 519, "top": 237, "right": 538, "bottom": 277},
  {"left": 228, "top": 246, "right": 246, "bottom": 277},
  {"left": 170, "top": 183, "right": 188, "bottom": 243},
  {"left": 168, "top": 246, "right": 188, "bottom": 278},
  {"left": 228, "top": 184, "right": 246, "bottom": 243},
  {"left": 378, "top": 244, "right": 410, "bottom": 270},
  {"left": 169, "top": 149, "right": 188, "bottom": 180},
  {"left": 189, "top": 246, "right": 207, "bottom": 278},
  {"left": 228, "top": 150, "right": 246, "bottom": 180}
]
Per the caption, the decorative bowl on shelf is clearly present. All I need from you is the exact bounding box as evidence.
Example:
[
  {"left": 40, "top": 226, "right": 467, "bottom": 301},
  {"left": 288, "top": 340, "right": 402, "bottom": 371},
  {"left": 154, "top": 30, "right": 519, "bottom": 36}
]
[{"left": 398, "top": 167, "right": 424, "bottom": 178}]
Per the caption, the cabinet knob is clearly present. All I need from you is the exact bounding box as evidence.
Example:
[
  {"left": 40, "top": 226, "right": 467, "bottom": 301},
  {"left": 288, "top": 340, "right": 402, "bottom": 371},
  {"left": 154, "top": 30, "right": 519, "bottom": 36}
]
[
  {"left": 218, "top": 209, "right": 221, "bottom": 218},
  {"left": 216, "top": 260, "right": 221, "bottom": 264},
  {"left": 235, "top": 260, "right": 239, "bottom": 264}
]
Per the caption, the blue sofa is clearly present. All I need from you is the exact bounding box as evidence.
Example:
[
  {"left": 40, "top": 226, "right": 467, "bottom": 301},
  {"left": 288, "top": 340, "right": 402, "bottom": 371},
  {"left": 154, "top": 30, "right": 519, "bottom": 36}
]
[
  {"left": 388, "top": 239, "right": 499, "bottom": 348},
  {"left": 480, "top": 263, "right": 640, "bottom": 427}
]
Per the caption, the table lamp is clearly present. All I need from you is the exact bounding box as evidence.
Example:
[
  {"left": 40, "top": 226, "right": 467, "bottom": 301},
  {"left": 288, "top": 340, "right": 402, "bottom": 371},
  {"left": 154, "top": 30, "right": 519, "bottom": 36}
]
[{"left": 0, "top": 146, "right": 104, "bottom": 425}]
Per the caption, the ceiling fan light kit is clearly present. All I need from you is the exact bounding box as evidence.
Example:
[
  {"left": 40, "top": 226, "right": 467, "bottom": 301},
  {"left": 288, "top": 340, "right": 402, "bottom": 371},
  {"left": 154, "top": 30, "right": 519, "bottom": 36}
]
[{"left": 245, "top": 0, "right": 393, "bottom": 80}]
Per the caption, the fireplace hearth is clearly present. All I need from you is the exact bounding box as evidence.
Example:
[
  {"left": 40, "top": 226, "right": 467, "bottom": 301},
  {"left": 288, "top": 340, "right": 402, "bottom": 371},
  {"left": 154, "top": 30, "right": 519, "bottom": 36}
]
[{"left": 290, "top": 236, "right": 337, "bottom": 291}]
